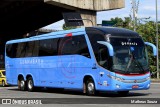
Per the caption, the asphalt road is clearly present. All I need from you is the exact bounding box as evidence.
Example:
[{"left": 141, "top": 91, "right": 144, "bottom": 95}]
[{"left": 0, "top": 83, "right": 160, "bottom": 107}]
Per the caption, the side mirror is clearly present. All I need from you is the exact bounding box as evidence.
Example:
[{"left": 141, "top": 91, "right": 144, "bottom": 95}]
[
  {"left": 97, "top": 41, "right": 114, "bottom": 56},
  {"left": 145, "top": 42, "right": 157, "bottom": 56}
]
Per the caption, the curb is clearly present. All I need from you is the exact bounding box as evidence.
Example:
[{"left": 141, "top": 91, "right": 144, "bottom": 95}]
[{"left": 151, "top": 79, "right": 160, "bottom": 83}]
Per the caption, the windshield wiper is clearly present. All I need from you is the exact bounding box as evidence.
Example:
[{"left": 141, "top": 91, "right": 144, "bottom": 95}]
[
  {"left": 126, "top": 56, "right": 133, "bottom": 69},
  {"left": 133, "top": 59, "right": 145, "bottom": 74},
  {"left": 125, "top": 53, "right": 134, "bottom": 74},
  {"left": 126, "top": 52, "right": 145, "bottom": 74}
]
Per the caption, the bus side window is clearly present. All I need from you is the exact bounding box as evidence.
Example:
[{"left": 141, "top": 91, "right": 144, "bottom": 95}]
[
  {"left": 39, "top": 39, "right": 58, "bottom": 56},
  {"left": 16, "top": 42, "right": 26, "bottom": 58},
  {"left": 6, "top": 43, "right": 18, "bottom": 58},
  {"left": 32, "top": 41, "right": 39, "bottom": 57},
  {"left": 25, "top": 41, "right": 36, "bottom": 57},
  {"left": 58, "top": 36, "right": 72, "bottom": 55},
  {"left": 58, "top": 35, "right": 91, "bottom": 58},
  {"left": 73, "top": 36, "right": 91, "bottom": 58},
  {"left": 16, "top": 41, "right": 39, "bottom": 58}
]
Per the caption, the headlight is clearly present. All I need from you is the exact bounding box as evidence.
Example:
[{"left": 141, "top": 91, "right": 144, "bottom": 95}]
[
  {"left": 146, "top": 76, "right": 150, "bottom": 80},
  {"left": 115, "top": 77, "right": 124, "bottom": 81},
  {"left": 108, "top": 75, "right": 124, "bottom": 82}
]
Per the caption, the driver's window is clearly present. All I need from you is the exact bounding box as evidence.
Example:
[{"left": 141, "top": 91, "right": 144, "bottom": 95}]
[{"left": 98, "top": 47, "right": 110, "bottom": 69}]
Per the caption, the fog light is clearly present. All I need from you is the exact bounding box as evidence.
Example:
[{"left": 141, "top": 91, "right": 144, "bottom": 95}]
[{"left": 116, "top": 84, "right": 120, "bottom": 89}]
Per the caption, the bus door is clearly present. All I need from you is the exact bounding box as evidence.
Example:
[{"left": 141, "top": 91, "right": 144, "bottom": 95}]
[{"left": 97, "top": 41, "right": 114, "bottom": 87}]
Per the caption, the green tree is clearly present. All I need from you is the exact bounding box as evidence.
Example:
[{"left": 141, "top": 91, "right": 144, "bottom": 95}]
[
  {"left": 136, "top": 21, "right": 157, "bottom": 78},
  {"left": 111, "top": 17, "right": 133, "bottom": 29},
  {"left": 123, "top": 17, "right": 132, "bottom": 28},
  {"left": 111, "top": 17, "right": 123, "bottom": 27},
  {"left": 62, "top": 24, "right": 76, "bottom": 30}
]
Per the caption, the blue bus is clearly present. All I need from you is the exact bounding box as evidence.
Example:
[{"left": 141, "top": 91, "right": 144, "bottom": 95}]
[{"left": 5, "top": 27, "right": 157, "bottom": 95}]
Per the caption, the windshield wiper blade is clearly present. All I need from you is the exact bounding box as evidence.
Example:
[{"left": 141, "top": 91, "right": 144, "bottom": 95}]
[
  {"left": 125, "top": 53, "right": 134, "bottom": 73},
  {"left": 134, "top": 59, "right": 145, "bottom": 73},
  {"left": 125, "top": 50, "right": 145, "bottom": 74}
]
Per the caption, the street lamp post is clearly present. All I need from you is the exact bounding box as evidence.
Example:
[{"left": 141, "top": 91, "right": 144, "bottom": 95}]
[
  {"left": 132, "top": 0, "right": 136, "bottom": 31},
  {"left": 156, "top": 0, "right": 159, "bottom": 79}
]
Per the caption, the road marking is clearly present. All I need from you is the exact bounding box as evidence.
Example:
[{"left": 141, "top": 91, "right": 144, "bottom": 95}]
[{"left": 0, "top": 86, "right": 17, "bottom": 90}]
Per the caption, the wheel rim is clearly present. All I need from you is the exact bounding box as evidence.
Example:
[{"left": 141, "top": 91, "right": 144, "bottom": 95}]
[
  {"left": 88, "top": 82, "right": 94, "bottom": 92},
  {"left": 2, "top": 81, "right": 5, "bottom": 86},
  {"left": 28, "top": 80, "right": 33, "bottom": 90},
  {"left": 20, "top": 80, "right": 25, "bottom": 88}
]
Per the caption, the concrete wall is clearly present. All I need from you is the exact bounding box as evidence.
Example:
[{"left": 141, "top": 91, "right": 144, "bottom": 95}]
[
  {"left": 44, "top": 0, "right": 125, "bottom": 26},
  {"left": 77, "top": 10, "right": 96, "bottom": 27},
  {"left": 44, "top": 0, "right": 125, "bottom": 11}
]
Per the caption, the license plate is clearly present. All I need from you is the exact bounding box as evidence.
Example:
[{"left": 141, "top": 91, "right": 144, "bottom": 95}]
[{"left": 132, "top": 85, "right": 139, "bottom": 89}]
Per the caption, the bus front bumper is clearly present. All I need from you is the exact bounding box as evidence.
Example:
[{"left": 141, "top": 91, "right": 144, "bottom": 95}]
[
  {"left": 97, "top": 77, "right": 150, "bottom": 91},
  {"left": 109, "top": 79, "right": 151, "bottom": 91}
]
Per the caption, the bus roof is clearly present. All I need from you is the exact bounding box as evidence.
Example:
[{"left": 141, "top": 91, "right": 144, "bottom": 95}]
[
  {"left": 86, "top": 27, "right": 140, "bottom": 38},
  {"left": 6, "top": 27, "right": 140, "bottom": 44},
  {"left": 6, "top": 27, "right": 86, "bottom": 44}
]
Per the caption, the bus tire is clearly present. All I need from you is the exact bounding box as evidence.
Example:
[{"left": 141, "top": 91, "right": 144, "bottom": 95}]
[
  {"left": 2, "top": 80, "right": 5, "bottom": 87},
  {"left": 86, "top": 78, "right": 96, "bottom": 96},
  {"left": 27, "top": 77, "right": 34, "bottom": 92},
  {"left": 117, "top": 91, "right": 129, "bottom": 96},
  {"left": 18, "top": 78, "right": 26, "bottom": 91}
]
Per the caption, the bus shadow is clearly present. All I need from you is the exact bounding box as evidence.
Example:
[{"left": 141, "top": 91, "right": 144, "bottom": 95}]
[
  {"left": 0, "top": 85, "right": 16, "bottom": 87},
  {"left": 96, "top": 92, "right": 150, "bottom": 97},
  {"left": 8, "top": 87, "right": 150, "bottom": 97}
]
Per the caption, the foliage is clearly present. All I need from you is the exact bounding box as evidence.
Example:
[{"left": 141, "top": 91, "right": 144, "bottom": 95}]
[
  {"left": 62, "top": 24, "right": 76, "bottom": 30},
  {"left": 110, "top": 17, "right": 160, "bottom": 78}
]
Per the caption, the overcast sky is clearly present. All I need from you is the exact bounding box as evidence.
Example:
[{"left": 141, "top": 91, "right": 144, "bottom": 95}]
[{"left": 43, "top": 0, "right": 160, "bottom": 30}]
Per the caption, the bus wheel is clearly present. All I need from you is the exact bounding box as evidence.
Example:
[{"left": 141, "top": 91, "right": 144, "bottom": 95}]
[
  {"left": 27, "top": 77, "right": 34, "bottom": 92},
  {"left": 86, "top": 78, "right": 96, "bottom": 96},
  {"left": 2, "top": 81, "right": 5, "bottom": 87},
  {"left": 18, "top": 78, "right": 26, "bottom": 91},
  {"left": 117, "top": 91, "right": 129, "bottom": 96}
]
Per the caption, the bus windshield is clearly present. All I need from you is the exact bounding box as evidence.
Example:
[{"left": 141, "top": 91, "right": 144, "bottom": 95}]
[
  {"left": 110, "top": 38, "right": 149, "bottom": 74},
  {"left": 112, "top": 46, "right": 148, "bottom": 74}
]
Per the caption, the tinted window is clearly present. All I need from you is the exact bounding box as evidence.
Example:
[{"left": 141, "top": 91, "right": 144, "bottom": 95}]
[
  {"left": 6, "top": 35, "right": 90, "bottom": 58},
  {"left": 97, "top": 46, "right": 112, "bottom": 69},
  {"left": 16, "top": 41, "right": 39, "bottom": 58},
  {"left": 87, "top": 31, "right": 112, "bottom": 69},
  {"left": 25, "top": 41, "right": 36, "bottom": 57},
  {"left": 16, "top": 42, "right": 26, "bottom": 57},
  {"left": 110, "top": 38, "right": 144, "bottom": 46},
  {"left": 6, "top": 43, "right": 18, "bottom": 58},
  {"left": 39, "top": 38, "right": 58, "bottom": 56},
  {"left": 87, "top": 33, "right": 105, "bottom": 61},
  {"left": 32, "top": 41, "right": 39, "bottom": 57},
  {"left": 59, "top": 35, "right": 90, "bottom": 58}
]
